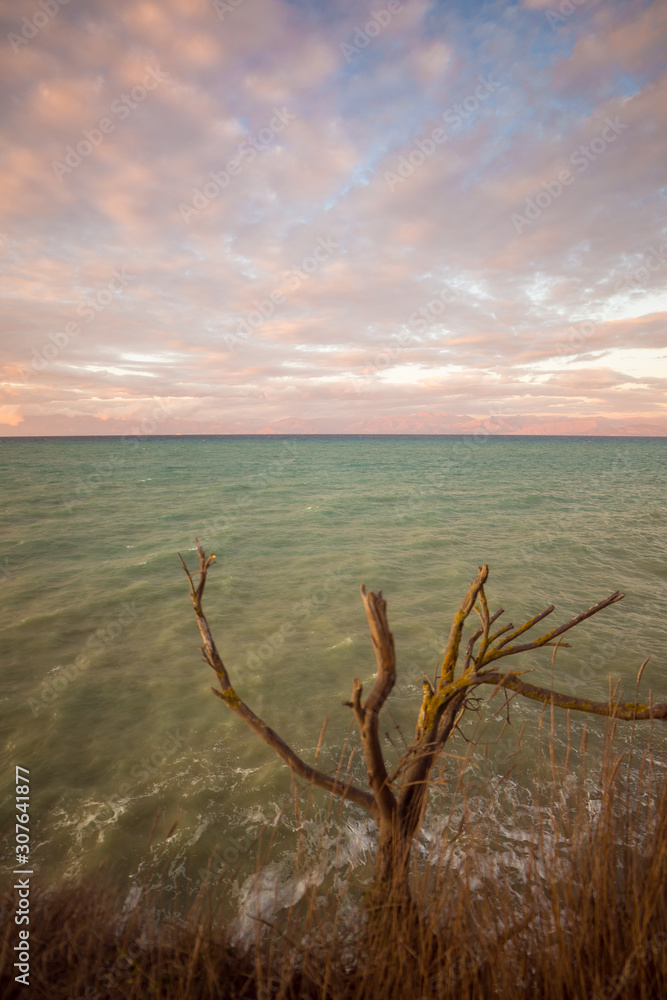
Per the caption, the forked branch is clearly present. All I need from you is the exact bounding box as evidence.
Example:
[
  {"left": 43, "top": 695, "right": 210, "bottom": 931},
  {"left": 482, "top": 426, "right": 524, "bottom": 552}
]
[
  {"left": 352, "top": 585, "right": 398, "bottom": 824},
  {"left": 180, "top": 541, "right": 375, "bottom": 815},
  {"left": 182, "top": 546, "right": 667, "bottom": 900},
  {"left": 395, "top": 572, "right": 666, "bottom": 848},
  {"left": 439, "top": 564, "right": 489, "bottom": 688},
  {"left": 478, "top": 591, "right": 625, "bottom": 666}
]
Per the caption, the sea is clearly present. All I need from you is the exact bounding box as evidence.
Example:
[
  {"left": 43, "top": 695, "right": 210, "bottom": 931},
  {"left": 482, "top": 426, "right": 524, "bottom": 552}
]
[{"left": 1, "top": 435, "right": 665, "bottom": 922}]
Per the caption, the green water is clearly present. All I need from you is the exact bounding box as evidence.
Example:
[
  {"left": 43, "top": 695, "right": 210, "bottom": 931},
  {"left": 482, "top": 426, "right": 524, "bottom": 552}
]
[{"left": 1, "top": 435, "right": 665, "bottom": 914}]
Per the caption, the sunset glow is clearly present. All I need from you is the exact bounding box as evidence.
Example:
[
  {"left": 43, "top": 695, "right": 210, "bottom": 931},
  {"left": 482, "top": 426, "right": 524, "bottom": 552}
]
[{"left": 1, "top": 0, "right": 666, "bottom": 435}]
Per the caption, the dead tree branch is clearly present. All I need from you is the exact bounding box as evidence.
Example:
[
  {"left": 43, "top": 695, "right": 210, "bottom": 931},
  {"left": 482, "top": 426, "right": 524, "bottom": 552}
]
[
  {"left": 478, "top": 672, "right": 667, "bottom": 720},
  {"left": 354, "top": 585, "right": 398, "bottom": 826},
  {"left": 179, "top": 541, "right": 375, "bottom": 815},
  {"left": 182, "top": 545, "right": 667, "bottom": 901}
]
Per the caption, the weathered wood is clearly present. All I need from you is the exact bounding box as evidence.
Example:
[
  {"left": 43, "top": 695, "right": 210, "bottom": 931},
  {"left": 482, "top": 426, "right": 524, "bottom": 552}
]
[
  {"left": 438, "top": 564, "right": 488, "bottom": 688},
  {"left": 356, "top": 585, "right": 398, "bottom": 827},
  {"left": 477, "top": 671, "right": 667, "bottom": 720},
  {"left": 181, "top": 545, "right": 667, "bottom": 906},
  {"left": 180, "top": 541, "right": 375, "bottom": 815},
  {"left": 480, "top": 591, "right": 624, "bottom": 664}
]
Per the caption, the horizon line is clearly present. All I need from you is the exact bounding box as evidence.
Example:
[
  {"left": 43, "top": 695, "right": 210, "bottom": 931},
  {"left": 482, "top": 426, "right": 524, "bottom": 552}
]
[{"left": 2, "top": 433, "right": 666, "bottom": 441}]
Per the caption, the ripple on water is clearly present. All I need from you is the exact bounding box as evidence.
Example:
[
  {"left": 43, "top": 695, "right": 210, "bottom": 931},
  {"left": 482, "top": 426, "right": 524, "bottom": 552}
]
[{"left": 1, "top": 435, "right": 665, "bottom": 901}]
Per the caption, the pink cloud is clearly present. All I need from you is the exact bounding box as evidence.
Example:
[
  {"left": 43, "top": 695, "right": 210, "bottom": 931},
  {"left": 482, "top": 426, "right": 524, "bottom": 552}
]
[{"left": 0, "top": 0, "right": 665, "bottom": 435}]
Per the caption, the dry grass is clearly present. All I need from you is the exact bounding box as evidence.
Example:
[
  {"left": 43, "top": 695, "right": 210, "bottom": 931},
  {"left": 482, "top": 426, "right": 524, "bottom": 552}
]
[{"left": 2, "top": 721, "right": 666, "bottom": 1000}]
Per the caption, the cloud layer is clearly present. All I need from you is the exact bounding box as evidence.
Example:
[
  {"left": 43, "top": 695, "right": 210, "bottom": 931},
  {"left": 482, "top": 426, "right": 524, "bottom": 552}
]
[{"left": 1, "top": 0, "right": 666, "bottom": 434}]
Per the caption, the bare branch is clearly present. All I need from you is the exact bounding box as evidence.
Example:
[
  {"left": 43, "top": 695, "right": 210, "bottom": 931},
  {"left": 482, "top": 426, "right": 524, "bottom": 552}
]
[
  {"left": 179, "top": 541, "right": 232, "bottom": 690},
  {"left": 479, "top": 671, "right": 667, "bottom": 721},
  {"left": 180, "top": 544, "right": 375, "bottom": 815},
  {"left": 493, "top": 604, "right": 555, "bottom": 650},
  {"left": 182, "top": 549, "right": 665, "bottom": 905},
  {"left": 439, "top": 564, "right": 489, "bottom": 688},
  {"left": 358, "top": 585, "right": 398, "bottom": 823},
  {"left": 349, "top": 678, "right": 365, "bottom": 728},
  {"left": 463, "top": 626, "right": 483, "bottom": 673},
  {"left": 360, "top": 585, "right": 396, "bottom": 713},
  {"left": 487, "top": 614, "right": 511, "bottom": 646},
  {"left": 397, "top": 693, "right": 467, "bottom": 844},
  {"left": 416, "top": 679, "right": 434, "bottom": 738},
  {"left": 481, "top": 591, "right": 625, "bottom": 665},
  {"left": 475, "top": 586, "right": 493, "bottom": 664},
  {"left": 465, "top": 608, "right": 507, "bottom": 671}
]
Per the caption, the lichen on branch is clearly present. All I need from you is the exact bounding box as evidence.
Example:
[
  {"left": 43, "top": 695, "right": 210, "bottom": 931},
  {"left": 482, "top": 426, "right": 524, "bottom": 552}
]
[{"left": 180, "top": 544, "right": 667, "bottom": 901}]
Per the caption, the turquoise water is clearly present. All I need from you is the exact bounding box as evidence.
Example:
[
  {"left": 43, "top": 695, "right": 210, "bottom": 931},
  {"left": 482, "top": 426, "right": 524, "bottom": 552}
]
[{"left": 1, "top": 436, "right": 665, "bottom": 912}]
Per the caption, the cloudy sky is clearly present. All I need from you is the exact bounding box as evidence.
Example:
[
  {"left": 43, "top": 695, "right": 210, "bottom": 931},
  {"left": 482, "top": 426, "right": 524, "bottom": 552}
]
[{"left": 1, "top": 0, "right": 666, "bottom": 435}]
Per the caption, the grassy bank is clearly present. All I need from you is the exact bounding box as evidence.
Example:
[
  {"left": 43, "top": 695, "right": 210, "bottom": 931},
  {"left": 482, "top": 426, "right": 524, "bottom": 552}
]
[{"left": 2, "top": 722, "right": 666, "bottom": 999}]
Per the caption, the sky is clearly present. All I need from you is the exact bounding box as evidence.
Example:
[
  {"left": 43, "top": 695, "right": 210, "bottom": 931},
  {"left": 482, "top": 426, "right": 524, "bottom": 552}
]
[{"left": 1, "top": 0, "right": 666, "bottom": 436}]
